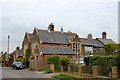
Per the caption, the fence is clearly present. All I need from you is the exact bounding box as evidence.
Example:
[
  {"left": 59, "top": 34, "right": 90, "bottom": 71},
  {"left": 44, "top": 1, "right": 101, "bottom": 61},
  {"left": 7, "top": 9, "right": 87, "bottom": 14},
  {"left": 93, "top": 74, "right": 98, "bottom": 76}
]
[
  {"left": 50, "top": 64, "right": 119, "bottom": 79},
  {"left": 30, "top": 59, "right": 48, "bottom": 70}
]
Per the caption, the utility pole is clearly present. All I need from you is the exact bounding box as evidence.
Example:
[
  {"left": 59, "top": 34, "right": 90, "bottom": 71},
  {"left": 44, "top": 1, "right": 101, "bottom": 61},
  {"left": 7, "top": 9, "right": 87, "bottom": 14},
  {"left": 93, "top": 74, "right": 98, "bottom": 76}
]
[{"left": 7, "top": 35, "right": 10, "bottom": 55}]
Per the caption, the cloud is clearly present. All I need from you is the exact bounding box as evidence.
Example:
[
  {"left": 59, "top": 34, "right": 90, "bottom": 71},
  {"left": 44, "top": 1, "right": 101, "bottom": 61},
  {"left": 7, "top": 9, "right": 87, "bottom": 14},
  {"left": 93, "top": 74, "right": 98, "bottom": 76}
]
[{"left": 1, "top": 1, "right": 118, "bottom": 52}]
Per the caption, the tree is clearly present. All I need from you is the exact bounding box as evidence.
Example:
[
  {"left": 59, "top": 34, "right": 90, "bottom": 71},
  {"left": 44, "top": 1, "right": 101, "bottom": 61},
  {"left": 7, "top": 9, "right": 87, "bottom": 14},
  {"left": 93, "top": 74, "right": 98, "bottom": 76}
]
[
  {"left": 117, "top": 52, "right": 120, "bottom": 78},
  {"left": 104, "top": 43, "right": 120, "bottom": 55},
  {"left": 60, "top": 57, "right": 71, "bottom": 66},
  {"left": 47, "top": 56, "right": 60, "bottom": 65},
  {"left": 46, "top": 56, "right": 60, "bottom": 70},
  {"left": 22, "top": 48, "right": 31, "bottom": 67}
]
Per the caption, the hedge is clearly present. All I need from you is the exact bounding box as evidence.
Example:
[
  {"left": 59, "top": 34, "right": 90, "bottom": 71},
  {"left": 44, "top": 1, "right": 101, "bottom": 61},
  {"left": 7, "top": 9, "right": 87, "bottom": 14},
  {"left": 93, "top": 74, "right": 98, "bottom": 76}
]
[{"left": 84, "top": 55, "right": 117, "bottom": 67}]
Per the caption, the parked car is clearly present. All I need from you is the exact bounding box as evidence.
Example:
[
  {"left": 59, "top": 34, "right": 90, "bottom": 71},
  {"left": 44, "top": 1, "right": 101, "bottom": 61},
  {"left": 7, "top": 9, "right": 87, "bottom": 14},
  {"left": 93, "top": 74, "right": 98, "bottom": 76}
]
[
  {"left": 79, "top": 58, "right": 84, "bottom": 64},
  {"left": 12, "top": 62, "right": 25, "bottom": 70}
]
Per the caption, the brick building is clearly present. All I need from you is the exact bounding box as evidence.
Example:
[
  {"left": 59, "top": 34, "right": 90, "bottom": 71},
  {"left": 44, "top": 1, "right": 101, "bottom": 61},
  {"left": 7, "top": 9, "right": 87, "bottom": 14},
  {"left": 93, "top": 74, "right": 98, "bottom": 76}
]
[
  {"left": 80, "top": 32, "right": 115, "bottom": 56},
  {"left": 21, "top": 23, "right": 115, "bottom": 60},
  {"left": 22, "top": 23, "right": 83, "bottom": 60},
  {"left": 9, "top": 46, "right": 22, "bottom": 62}
]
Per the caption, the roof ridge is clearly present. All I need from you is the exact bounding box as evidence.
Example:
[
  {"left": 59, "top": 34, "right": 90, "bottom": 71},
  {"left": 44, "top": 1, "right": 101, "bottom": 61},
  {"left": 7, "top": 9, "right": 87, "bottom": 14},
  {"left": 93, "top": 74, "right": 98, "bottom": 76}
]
[{"left": 37, "top": 29, "right": 76, "bottom": 34}]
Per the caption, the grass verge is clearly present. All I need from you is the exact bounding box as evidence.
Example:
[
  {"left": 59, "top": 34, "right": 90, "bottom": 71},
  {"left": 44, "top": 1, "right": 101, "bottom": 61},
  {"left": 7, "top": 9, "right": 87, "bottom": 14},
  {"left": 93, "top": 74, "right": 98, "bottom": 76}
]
[{"left": 52, "top": 74, "right": 83, "bottom": 80}]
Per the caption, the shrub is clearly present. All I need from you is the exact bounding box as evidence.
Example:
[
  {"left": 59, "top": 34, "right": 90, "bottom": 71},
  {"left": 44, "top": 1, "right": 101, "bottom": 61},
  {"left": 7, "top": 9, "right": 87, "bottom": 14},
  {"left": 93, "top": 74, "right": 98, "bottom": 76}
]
[
  {"left": 60, "top": 57, "right": 72, "bottom": 71},
  {"left": 29, "top": 68, "right": 35, "bottom": 71},
  {"left": 22, "top": 58, "right": 29, "bottom": 68},
  {"left": 46, "top": 56, "right": 60, "bottom": 70},
  {"left": 104, "top": 43, "right": 120, "bottom": 55},
  {"left": 46, "top": 56, "right": 60, "bottom": 65},
  {"left": 84, "top": 55, "right": 117, "bottom": 67},
  {"left": 52, "top": 74, "right": 75, "bottom": 79},
  {"left": 117, "top": 52, "right": 120, "bottom": 78},
  {"left": 16, "top": 58, "right": 23, "bottom": 62},
  {"left": 38, "top": 69, "right": 43, "bottom": 71},
  {"left": 84, "top": 55, "right": 117, "bottom": 77},
  {"left": 45, "top": 67, "right": 52, "bottom": 73},
  {"left": 29, "top": 55, "right": 34, "bottom": 60}
]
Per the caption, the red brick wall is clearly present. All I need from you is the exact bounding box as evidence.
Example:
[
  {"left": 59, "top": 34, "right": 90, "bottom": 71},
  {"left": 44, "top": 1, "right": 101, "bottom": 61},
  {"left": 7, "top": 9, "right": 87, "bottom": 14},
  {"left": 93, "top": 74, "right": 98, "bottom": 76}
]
[
  {"left": 30, "top": 59, "right": 48, "bottom": 69},
  {"left": 42, "top": 55, "right": 76, "bottom": 60},
  {"left": 81, "top": 45, "right": 85, "bottom": 56},
  {"left": 40, "top": 44, "right": 72, "bottom": 48}
]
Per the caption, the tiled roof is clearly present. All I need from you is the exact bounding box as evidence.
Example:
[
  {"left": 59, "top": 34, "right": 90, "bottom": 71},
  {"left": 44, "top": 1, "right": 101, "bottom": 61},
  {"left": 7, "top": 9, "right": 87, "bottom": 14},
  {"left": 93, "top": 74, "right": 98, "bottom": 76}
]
[
  {"left": 97, "top": 38, "right": 115, "bottom": 44},
  {"left": 40, "top": 47, "right": 75, "bottom": 55},
  {"left": 37, "top": 30, "right": 76, "bottom": 44},
  {"left": 80, "top": 38, "right": 104, "bottom": 47}
]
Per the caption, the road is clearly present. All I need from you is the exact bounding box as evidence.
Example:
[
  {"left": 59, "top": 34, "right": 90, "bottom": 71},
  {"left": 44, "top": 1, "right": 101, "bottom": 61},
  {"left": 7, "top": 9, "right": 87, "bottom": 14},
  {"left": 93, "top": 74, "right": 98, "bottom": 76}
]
[{"left": 2, "top": 67, "right": 57, "bottom": 80}]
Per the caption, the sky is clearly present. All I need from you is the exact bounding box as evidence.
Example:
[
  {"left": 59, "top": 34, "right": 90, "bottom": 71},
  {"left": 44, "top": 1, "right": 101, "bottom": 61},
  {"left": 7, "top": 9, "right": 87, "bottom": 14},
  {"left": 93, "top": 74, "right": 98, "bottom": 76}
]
[{"left": 0, "top": 0, "right": 119, "bottom": 53}]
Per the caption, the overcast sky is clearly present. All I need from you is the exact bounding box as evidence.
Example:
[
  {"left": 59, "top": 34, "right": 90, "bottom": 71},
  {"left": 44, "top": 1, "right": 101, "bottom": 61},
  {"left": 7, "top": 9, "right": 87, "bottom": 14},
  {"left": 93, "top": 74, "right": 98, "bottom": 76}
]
[{"left": 1, "top": 0, "right": 119, "bottom": 53}]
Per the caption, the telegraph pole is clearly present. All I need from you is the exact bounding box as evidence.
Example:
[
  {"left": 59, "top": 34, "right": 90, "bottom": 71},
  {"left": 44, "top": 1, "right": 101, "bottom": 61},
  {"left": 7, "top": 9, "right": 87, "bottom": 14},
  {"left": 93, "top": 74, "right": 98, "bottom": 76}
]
[{"left": 7, "top": 35, "right": 10, "bottom": 55}]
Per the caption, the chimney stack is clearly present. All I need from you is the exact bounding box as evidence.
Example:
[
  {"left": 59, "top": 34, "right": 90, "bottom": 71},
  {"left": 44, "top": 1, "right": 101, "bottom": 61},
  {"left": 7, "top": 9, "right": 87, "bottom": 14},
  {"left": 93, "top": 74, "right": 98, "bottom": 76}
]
[
  {"left": 60, "top": 27, "right": 63, "bottom": 33},
  {"left": 16, "top": 46, "right": 20, "bottom": 50},
  {"left": 102, "top": 32, "right": 106, "bottom": 39},
  {"left": 87, "top": 34, "right": 92, "bottom": 39},
  {"left": 48, "top": 22, "right": 54, "bottom": 31}
]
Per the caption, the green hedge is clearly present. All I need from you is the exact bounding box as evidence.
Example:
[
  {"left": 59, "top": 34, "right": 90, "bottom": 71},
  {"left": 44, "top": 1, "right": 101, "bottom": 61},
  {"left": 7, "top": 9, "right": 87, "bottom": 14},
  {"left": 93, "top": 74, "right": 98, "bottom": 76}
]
[{"left": 84, "top": 55, "right": 117, "bottom": 67}]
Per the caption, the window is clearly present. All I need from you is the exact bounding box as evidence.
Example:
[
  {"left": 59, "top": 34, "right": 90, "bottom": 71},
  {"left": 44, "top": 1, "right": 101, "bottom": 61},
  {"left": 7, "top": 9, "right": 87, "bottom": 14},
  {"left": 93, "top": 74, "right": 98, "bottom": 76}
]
[
  {"left": 72, "top": 42, "right": 80, "bottom": 53},
  {"left": 84, "top": 46, "right": 93, "bottom": 56},
  {"left": 36, "top": 55, "right": 38, "bottom": 59},
  {"left": 61, "top": 44, "right": 67, "bottom": 47}
]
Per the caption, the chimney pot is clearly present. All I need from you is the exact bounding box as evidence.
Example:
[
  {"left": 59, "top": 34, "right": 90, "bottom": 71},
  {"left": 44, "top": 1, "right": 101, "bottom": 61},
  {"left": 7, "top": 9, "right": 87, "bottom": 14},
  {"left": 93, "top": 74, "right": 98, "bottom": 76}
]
[
  {"left": 102, "top": 32, "right": 106, "bottom": 39},
  {"left": 61, "top": 27, "right": 63, "bottom": 33},
  {"left": 87, "top": 34, "right": 92, "bottom": 39},
  {"left": 48, "top": 22, "right": 54, "bottom": 31}
]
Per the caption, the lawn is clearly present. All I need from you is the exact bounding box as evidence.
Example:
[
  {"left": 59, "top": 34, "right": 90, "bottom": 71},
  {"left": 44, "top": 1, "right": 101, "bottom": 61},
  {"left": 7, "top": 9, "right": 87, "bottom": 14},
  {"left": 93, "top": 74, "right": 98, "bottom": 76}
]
[{"left": 52, "top": 74, "right": 83, "bottom": 80}]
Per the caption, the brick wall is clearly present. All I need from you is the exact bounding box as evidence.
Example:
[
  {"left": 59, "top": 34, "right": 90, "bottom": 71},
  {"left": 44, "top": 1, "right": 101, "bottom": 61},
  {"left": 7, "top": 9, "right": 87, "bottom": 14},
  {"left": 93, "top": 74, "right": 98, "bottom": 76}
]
[
  {"left": 43, "top": 54, "right": 76, "bottom": 60},
  {"left": 40, "top": 44, "right": 72, "bottom": 48},
  {"left": 30, "top": 59, "right": 48, "bottom": 70}
]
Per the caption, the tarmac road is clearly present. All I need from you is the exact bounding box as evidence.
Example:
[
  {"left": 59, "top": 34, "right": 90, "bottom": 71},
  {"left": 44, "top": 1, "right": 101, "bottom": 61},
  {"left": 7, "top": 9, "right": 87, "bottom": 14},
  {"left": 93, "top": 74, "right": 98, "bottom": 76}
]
[{"left": 2, "top": 67, "right": 57, "bottom": 80}]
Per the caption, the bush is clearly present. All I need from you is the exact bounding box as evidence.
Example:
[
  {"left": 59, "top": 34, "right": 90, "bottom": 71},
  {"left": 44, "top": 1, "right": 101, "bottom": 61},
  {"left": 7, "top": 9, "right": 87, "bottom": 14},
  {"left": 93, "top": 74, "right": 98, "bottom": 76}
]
[
  {"left": 22, "top": 58, "right": 29, "bottom": 68},
  {"left": 104, "top": 43, "right": 120, "bottom": 55},
  {"left": 46, "top": 56, "right": 60, "bottom": 65},
  {"left": 117, "top": 52, "right": 120, "bottom": 78},
  {"left": 29, "top": 55, "right": 34, "bottom": 60},
  {"left": 46, "top": 56, "right": 73, "bottom": 71},
  {"left": 84, "top": 55, "right": 117, "bottom": 66},
  {"left": 38, "top": 69, "right": 43, "bottom": 71},
  {"left": 46, "top": 56, "right": 60, "bottom": 70},
  {"left": 45, "top": 67, "right": 52, "bottom": 73},
  {"left": 29, "top": 68, "right": 35, "bottom": 71},
  {"left": 84, "top": 55, "right": 117, "bottom": 77},
  {"left": 60, "top": 57, "right": 72, "bottom": 71},
  {"left": 52, "top": 74, "right": 75, "bottom": 79},
  {"left": 16, "top": 58, "right": 23, "bottom": 62}
]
